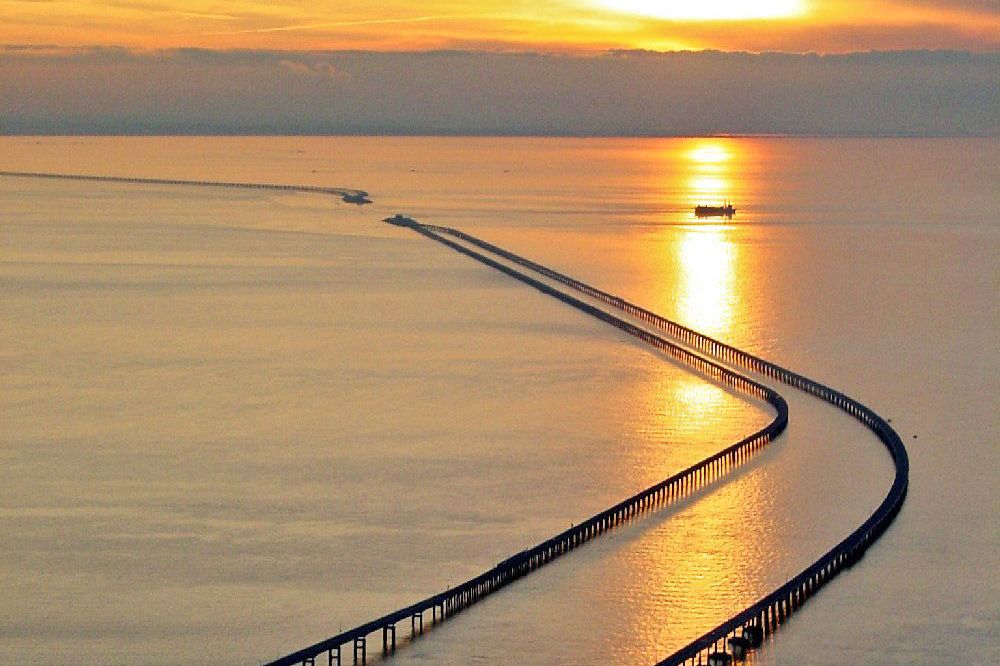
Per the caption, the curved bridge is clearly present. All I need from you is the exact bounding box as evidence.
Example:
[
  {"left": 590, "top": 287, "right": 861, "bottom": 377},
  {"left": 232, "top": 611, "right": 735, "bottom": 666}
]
[
  {"left": 0, "top": 170, "right": 372, "bottom": 204},
  {"left": 261, "top": 221, "right": 792, "bottom": 666},
  {"left": 265, "top": 217, "right": 908, "bottom": 665},
  {"left": 3, "top": 168, "right": 907, "bottom": 663},
  {"left": 421, "top": 222, "right": 910, "bottom": 665}
]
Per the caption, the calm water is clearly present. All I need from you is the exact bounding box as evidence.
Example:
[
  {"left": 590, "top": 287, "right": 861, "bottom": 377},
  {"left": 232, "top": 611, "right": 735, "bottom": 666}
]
[{"left": 1, "top": 137, "right": 997, "bottom": 665}]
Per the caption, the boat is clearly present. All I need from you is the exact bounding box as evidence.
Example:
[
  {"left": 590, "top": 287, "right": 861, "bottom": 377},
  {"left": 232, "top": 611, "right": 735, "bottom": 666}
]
[
  {"left": 341, "top": 191, "right": 372, "bottom": 205},
  {"left": 383, "top": 213, "right": 418, "bottom": 227},
  {"left": 695, "top": 201, "right": 736, "bottom": 218}
]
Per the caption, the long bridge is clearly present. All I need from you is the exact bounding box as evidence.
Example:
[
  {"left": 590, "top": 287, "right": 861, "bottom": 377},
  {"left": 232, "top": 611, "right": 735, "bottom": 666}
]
[
  {"left": 0, "top": 170, "right": 372, "bottom": 204},
  {"left": 4, "top": 165, "right": 906, "bottom": 664},
  {"left": 264, "top": 215, "right": 908, "bottom": 666},
  {"left": 260, "top": 223, "right": 791, "bottom": 666},
  {"left": 420, "top": 221, "right": 910, "bottom": 665}
]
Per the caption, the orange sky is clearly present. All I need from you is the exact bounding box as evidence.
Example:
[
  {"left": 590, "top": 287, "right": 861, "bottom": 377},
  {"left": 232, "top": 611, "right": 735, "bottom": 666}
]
[{"left": 2, "top": 0, "right": 997, "bottom": 53}]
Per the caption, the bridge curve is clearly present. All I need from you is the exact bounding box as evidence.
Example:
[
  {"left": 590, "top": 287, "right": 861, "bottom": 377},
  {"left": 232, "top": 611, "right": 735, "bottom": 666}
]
[
  {"left": 0, "top": 170, "right": 372, "bottom": 204},
  {"left": 424, "top": 223, "right": 910, "bottom": 665},
  {"left": 261, "top": 221, "right": 791, "bottom": 666},
  {"left": 4, "top": 164, "right": 904, "bottom": 663}
]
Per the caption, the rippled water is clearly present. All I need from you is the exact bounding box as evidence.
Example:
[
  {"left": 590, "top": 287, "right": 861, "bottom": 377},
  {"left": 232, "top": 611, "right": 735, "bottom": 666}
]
[{"left": 1, "top": 136, "right": 996, "bottom": 665}]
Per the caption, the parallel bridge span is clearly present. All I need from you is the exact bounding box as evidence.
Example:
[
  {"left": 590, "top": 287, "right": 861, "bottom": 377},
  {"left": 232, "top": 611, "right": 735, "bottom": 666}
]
[
  {"left": 423, "top": 222, "right": 910, "bottom": 665},
  {"left": 4, "top": 166, "right": 905, "bottom": 663}
]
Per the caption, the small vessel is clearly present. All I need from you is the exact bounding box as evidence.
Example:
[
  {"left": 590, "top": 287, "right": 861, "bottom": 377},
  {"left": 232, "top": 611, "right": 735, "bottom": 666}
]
[
  {"left": 383, "top": 213, "right": 418, "bottom": 227},
  {"left": 341, "top": 191, "right": 372, "bottom": 205},
  {"left": 695, "top": 201, "right": 736, "bottom": 218}
]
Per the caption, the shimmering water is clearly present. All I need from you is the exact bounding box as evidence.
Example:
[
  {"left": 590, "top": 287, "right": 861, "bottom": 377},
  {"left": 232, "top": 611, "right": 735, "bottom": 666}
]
[{"left": 1, "top": 136, "right": 996, "bottom": 665}]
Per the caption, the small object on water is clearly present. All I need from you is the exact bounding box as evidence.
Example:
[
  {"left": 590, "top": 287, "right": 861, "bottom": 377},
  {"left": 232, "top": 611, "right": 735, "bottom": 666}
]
[
  {"left": 695, "top": 200, "right": 736, "bottom": 218},
  {"left": 342, "top": 191, "right": 372, "bottom": 205},
  {"left": 383, "top": 213, "right": 418, "bottom": 227}
]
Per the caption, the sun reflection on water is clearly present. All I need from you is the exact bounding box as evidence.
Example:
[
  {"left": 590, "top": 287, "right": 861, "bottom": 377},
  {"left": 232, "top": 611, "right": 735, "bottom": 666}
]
[
  {"left": 614, "top": 138, "right": 775, "bottom": 660},
  {"left": 686, "top": 139, "right": 739, "bottom": 209},
  {"left": 677, "top": 228, "right": 737, "bottom": 339}
]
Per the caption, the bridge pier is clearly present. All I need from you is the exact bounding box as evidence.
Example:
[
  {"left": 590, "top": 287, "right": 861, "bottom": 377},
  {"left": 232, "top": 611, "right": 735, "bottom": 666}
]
[
  {"left": 328, "top": 646, "right": 340, "bottom": 665},
  {"left": 382, "top": 624, "right": 396, "bottom": 653},
  {"left": 353, "top": 637, "right": 366, "bottom": 665}
]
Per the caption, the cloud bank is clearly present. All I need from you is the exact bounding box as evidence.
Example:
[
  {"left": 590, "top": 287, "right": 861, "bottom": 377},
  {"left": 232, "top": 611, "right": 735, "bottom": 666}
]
[{"left": 1, "top": 48, "right": 996, "bottom": 136}]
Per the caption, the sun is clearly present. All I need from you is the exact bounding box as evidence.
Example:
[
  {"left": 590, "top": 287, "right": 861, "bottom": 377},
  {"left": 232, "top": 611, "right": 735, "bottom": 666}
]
[{"left": 592, "top": 0, "right": 805, "bottom": 21}]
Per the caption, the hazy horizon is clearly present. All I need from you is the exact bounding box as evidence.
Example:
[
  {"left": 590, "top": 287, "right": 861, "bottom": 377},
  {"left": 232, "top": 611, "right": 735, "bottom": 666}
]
[{"left": 3, "top": 47, "right": 997, "bottom": 137}]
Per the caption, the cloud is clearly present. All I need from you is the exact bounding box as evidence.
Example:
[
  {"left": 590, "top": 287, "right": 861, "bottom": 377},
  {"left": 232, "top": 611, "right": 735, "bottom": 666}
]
[{"left": 0, "top": 48, "right": 996, "bottom": 136}]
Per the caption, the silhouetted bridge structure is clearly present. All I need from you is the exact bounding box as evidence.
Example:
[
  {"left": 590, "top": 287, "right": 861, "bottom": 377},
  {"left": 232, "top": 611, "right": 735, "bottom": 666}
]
[
  {"left": 0, "top": 170, "right": 372, "bottom": 204},
  {"left": 3, "top": 165, "right": 905, "bottom": 663},
  {"left": 265, "top": 216, "right": 907, "bottom": 666},
  {"left": 262, "top": 220, "right": 790, "bottom": 666},
  {"left": 420, "top": 222, "right": 910, "bottom": 665}
]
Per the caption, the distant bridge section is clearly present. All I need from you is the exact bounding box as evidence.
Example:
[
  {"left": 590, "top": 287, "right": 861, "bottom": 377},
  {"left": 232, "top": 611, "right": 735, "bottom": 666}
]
[{"left": 0, "top": 170, "right": 372, "bottom": 204}]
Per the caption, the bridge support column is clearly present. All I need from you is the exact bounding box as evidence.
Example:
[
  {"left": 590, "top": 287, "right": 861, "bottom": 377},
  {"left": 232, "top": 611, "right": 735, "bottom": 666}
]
[
  {"left": 382, "top": 624, "right": 396, "bottom": 653},
  {"left": 328, "top": 646, "right": 340, "bottom": 666},
  {"left": 353, "top": 637, "right": 366, "bottom": 665},
  {"left": 412, "top": 611, "right": 423, "bottom": 635}
]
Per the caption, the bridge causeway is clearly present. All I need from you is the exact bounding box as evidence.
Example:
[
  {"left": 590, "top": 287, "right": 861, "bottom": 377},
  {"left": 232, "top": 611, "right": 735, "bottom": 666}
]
[
  {"left": 262, "top": 218, "right": 793, "bottom": 666},
  {"left": 0, "top": 170, "right": 371, "bottom": 204},
  {"left": 2, "top": 164, "right": 906, "bottom": 664},
  {"left": 424, "top": 222, "right": 910, "bottom": 666}
]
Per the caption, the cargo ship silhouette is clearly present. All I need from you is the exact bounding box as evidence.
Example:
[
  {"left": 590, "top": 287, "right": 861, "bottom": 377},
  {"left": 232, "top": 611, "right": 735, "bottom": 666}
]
[{"left": 695, "top": 201, "right": 736, "bottom": 218}]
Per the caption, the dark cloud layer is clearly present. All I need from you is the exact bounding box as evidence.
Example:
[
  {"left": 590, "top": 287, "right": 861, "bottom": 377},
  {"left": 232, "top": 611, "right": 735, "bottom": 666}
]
[{"left": 2, "top": 48, "right": 996, "bottom": 136}]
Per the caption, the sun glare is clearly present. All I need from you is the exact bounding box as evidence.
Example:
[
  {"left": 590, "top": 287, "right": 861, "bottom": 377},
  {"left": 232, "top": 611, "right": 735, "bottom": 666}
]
[
  {"left": 594, "top": 0, "right": 805, "bottom": 21},
  {"left": 689, "top": 144, "right": 731, "bottom": 164}
]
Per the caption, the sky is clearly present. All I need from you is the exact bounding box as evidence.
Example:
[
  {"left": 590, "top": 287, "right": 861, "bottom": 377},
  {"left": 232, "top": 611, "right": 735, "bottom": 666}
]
[
  {"left": 2, "top": 1, "right": 998, "bottom": 135},
  {"left": 3, "top": 1, "right": 998, "bottom": 52}
]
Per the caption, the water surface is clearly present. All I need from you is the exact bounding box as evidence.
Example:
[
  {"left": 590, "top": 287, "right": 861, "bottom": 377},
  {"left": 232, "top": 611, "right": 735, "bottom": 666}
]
[{"left": 1, "top": 136, "right": 996, "bottom": 665}]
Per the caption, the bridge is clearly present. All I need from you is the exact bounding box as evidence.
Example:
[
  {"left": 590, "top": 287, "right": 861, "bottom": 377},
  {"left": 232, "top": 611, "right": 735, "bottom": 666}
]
[
  {"left": 420, "top": 222, "right": 910, "bottom": 665},
  {"left": 264, "top": 215, "right": 908, "bottom": 666},
  {"left": 2, "top": 165, "right": 905, "bottom": 663},
  {"left": 0, "top": 170, "right": 372, "bottom": 205},
  {"left": 260, "top": 221, "right": 793, "bottom": 666}
]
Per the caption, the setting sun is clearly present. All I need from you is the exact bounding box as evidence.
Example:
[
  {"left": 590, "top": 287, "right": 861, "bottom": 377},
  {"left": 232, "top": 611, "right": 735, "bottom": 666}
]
[{"left": 593, "top": 0, "right": 806, "bottom": 21}]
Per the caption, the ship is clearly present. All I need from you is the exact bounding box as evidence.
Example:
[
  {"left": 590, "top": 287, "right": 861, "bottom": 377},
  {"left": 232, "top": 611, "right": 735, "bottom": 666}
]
[{"left": 695, "top": 201, "right": 736, "bottom": 219}]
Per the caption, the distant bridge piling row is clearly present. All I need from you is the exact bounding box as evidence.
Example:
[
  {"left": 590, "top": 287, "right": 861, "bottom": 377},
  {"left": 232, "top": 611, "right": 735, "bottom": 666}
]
[
  {"left": 0, "top": 170, "right": 371, "bottom": 204},
  {"left": 423, "top": 222, "right": 909, "bottom": 666}
]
